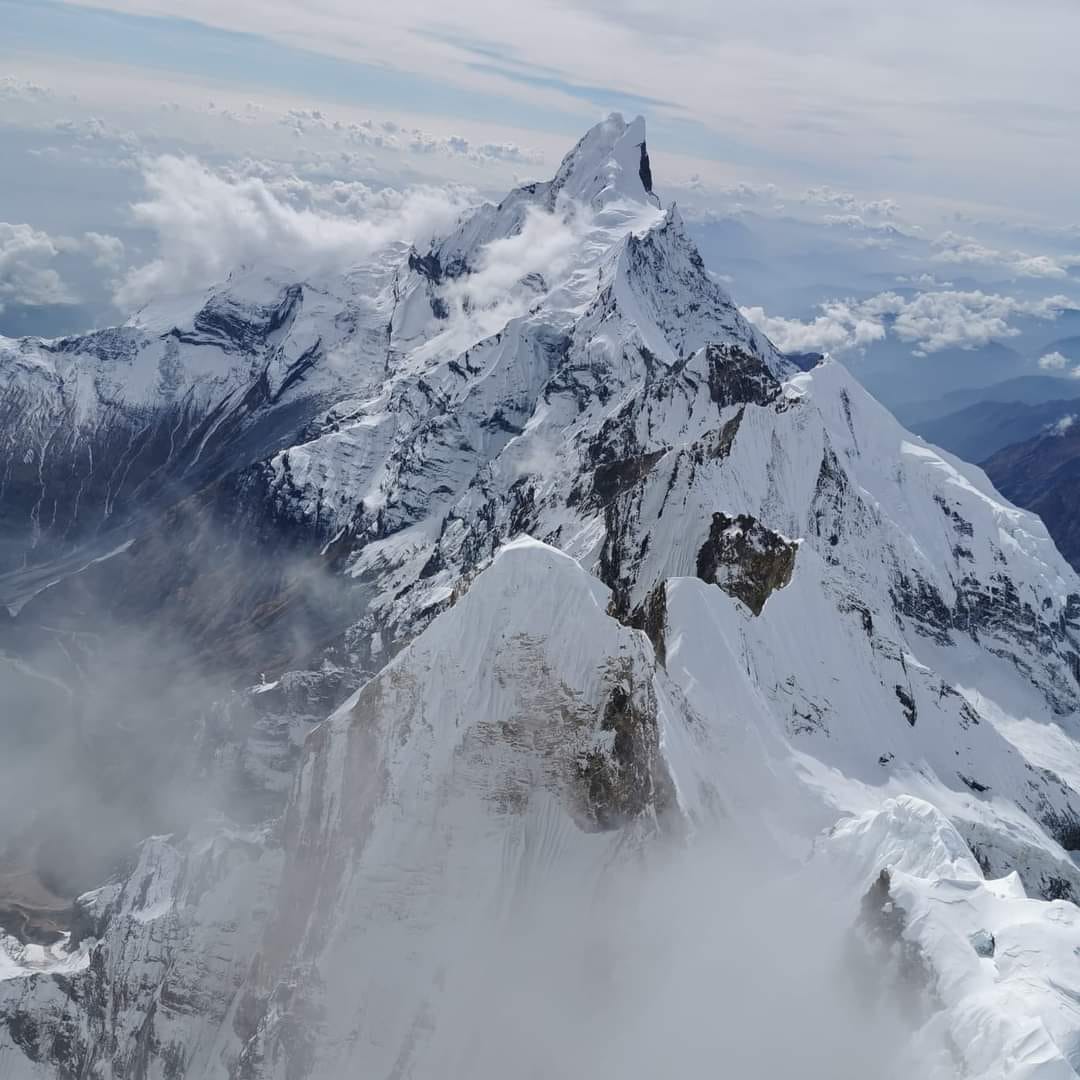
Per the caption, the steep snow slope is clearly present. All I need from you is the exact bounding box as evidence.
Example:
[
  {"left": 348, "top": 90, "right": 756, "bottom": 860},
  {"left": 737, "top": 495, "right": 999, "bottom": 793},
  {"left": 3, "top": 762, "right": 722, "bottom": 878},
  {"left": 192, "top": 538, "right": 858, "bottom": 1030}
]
[
  {"left": 827, "top": 796, "right": 1080, "bottom": 1079},
  {"left": 0, "top": 256, "right": 403, "bottom": 585},
  {"left": 3, "top": 114, "right": 1080, "bottom": 1078},
  {"left": 234, "top": 538, "right": 679, "bottom": 1077}
]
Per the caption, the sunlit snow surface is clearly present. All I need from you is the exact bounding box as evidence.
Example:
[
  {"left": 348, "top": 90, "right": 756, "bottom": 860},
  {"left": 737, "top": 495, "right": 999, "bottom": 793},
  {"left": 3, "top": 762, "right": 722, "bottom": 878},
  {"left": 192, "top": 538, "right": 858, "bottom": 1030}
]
[{"left": 3, "top": 114, "right": 1080, "bottom": 1078}]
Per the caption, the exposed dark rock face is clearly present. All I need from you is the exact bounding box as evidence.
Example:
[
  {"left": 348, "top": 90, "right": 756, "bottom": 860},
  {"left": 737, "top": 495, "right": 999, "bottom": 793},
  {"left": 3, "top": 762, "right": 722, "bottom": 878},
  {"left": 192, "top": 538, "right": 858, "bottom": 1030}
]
[
  {"left": 811, "top": 443, "right": 871, "bottom": 558},
  {"left": 889, "top": 571, "right": 955, "bottom": 646},
  {"left": 703, "top": 343, "right": 781, "bottom": 409},
  {"left": 627, "top": 581, "right": 668, "bottom": 667},
  {"left": 969, "top": 928, "right": 995, "bottom": 958},
  {"left": 592, "top": 448, "right": 666, "bottom": 505},
  {"left": 894, "top": 685, "right": 918, "bottom": 727},
  {"left": 696, "top": 512, "right": 797, "bottom": 615},
  {"left": 890, "top": 563, "right": 1080, "bottom": 714},
  {"left": 637, "top": 141, "right": 654, "bottom": 194},
  {"left": 407, "top": 249, "right": 444, "bottom": 284},
  {"left": 577, "top": 672, "right": 677, "bottom": 832}
]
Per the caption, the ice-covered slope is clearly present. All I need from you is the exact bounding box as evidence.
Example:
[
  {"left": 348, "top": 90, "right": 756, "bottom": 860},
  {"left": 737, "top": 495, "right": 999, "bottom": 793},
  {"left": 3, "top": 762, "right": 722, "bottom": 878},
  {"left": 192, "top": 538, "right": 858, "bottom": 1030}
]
[
  {"left": 234, "top": 538, "right": 680, "bottom": 1077},
  {"left": 3, "top": 114, "right": 1080, "bottom": 1078},
  {"left": 0, "top": 256, "right": 404, "bottom": 586},
  {"left": 827, "top": 796, "right": 1080, "bottom": 1079}
]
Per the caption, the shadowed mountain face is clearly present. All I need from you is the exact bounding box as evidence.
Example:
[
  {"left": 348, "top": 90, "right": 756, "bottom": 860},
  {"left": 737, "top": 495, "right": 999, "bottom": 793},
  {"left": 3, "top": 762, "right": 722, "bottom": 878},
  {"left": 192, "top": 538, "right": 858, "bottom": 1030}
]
[
  {"left": 909, "top": 397, "right": 1080, "bottom": 464},
  {"left": 985, "top": 422, "right": 1080, "bottom": 573},
  {"left": 3, "top": 115, "right": 1080, "bottom": 1079},
  {"left": 894, "top": 374, "right": 1080, "bottom": 428}
]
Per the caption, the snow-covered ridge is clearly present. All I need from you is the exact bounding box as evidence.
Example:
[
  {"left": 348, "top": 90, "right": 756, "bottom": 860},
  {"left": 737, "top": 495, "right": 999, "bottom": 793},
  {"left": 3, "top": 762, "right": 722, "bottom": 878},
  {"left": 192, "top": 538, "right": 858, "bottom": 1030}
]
[{"left": 3, "top": 114, "right": 1080, "bottom": 1078}]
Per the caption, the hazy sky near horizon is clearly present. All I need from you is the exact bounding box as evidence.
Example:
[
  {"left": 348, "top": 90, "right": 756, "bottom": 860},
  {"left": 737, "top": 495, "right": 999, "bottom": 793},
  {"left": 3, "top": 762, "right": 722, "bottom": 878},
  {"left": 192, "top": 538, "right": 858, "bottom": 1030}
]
[
  {"left": 5, "top": 0, "right": 1079, "bottom": 217},
  {"left": 1, "top": 0, "right": 1078, "bottom": 378}
]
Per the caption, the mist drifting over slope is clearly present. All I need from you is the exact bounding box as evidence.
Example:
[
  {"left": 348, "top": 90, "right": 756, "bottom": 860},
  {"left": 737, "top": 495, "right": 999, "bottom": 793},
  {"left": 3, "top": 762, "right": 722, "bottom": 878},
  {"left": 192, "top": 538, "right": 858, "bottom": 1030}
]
[{"left": 1, "top": 114, "right": 1080, "bottom": 1080}]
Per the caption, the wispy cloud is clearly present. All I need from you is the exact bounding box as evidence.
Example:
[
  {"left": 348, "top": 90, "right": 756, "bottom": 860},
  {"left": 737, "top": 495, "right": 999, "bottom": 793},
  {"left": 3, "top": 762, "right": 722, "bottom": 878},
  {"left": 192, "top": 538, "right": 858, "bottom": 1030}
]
[
  {"left": 1039, "top": 350, "right": 1070, "bottom": 371},
  {"left": 114, "top": 155, "right": 473, "bottom": 310},
  {"left": 0, "top": 222, "right": 79, "bottom": 310},
  {"left": 743, "top": 289, "right": 1077, "bottom": 356},
  {"left": 10, "top": 0, "right": 1080, "bottom": 222},
  {"left": 0, "top": 222, "right": 125, "bottom": 313},
  {"left": 931, "top": 231, "right": 1080, "bottom": 280}
]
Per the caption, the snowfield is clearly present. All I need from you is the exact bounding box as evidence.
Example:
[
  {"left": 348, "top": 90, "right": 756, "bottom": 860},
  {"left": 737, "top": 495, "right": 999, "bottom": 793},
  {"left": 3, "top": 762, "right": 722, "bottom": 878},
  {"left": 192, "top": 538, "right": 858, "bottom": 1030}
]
[{"left": 3, "top": 114, "right": 1080, "bottom": 1078}]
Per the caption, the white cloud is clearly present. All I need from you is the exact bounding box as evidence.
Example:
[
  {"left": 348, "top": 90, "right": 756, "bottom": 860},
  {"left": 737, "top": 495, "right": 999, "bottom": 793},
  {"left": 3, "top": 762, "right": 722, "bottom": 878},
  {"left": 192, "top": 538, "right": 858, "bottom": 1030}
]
[
  {"left": 52, "top": 115, "right": 141, "bottom": 150},
  {"left": 114, "top": 155, "right": 474, "bottom": 310},
  {"left": 452, "top": 201, "right": 588, "bottom": 307},
  {"left": 739, "top": 303, "right": 884, "bottom": 355},
  {"left": 0, "top": 224, "right": 127, "bottom": 313},
  {"left": 1039, "top": 350, "right": 1069, "bottom": 370},
  {"left": 277, "top": 107, "right": 543, "bottom": 167},
  {"left": 1050, "top": 414, "right": 1075, "bottom": 436},
  {"left": 0, "top": 76, "right": 56, "bottom": 104},
  {"left": 743, "top": 289, "right": 1076, "bottom": 356},
  {"left": 1012, "top": 253, "right": 1080, "bottom": 279},
  {"left": 820, "top": 215, "right": 916, "bottom": 247},
  {"left": 803, "top": 187, "right": 899, "bottom": 220},
  {"left": 895, "top": 272, "right": 953, "bottom": 288},
  {"left": 929, "top": 231, "right": 998, "bottom": 266},
  {"left": 931, "top": 231, "right": 1080, "bottom": 279},
  {"left": 82, "top": 231, "right": 125, "bottom": 269},
  {"left": 0, "top": 222, "right": 79, "bottom": 311},
  {"left": 438, "top": 199, "right": 593, "bottom": 346},
  {"left": 679, "top": 179, "right": 915, "bottom": 237}
]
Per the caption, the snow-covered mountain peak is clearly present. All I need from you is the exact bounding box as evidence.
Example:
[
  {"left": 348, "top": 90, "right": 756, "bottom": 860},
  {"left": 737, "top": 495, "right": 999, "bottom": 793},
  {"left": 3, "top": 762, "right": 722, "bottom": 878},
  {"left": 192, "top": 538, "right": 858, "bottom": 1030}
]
[
  {"left": 549, "top": 112, "right": 656, "bottom": 208},
  {"left": 404, "top": 115, "right": 660, "bottom": 302},
  {"left": 7, "top": 116, "right": 1080, "bottom": 1080},
  {"left": 605, "top": 203, "right": 789, "bottom": 370}
]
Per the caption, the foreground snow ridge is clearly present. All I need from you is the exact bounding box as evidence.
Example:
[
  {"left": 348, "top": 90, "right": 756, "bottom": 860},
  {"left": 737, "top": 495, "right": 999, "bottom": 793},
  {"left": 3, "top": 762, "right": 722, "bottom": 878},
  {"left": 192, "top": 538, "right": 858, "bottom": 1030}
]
[
  {"left": 2, "top": 114, "right": 1080, "bottom": 1078},
  {"left": 830, "top": 797, "right": 1080, "bottom": 1078}
]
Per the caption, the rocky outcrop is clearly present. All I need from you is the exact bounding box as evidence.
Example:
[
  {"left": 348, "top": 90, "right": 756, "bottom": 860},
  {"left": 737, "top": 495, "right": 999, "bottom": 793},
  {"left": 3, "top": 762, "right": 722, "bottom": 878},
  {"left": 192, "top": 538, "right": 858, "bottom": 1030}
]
[
  {"left": 577, "top": 669, "right": 677, "bottom": 830},
  {"left": 696, "top": 512, "right": 797, "bottom": 615},
  {"left": 3, "top": 114, "right": 1080, "bottom": 1079}
]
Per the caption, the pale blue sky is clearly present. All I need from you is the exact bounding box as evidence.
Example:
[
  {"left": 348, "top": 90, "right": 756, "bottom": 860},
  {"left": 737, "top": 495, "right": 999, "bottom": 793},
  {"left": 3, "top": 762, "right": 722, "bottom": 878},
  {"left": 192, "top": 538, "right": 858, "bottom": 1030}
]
[{"left": 1, "top": 0, "right": 1078, "bottom": 371}]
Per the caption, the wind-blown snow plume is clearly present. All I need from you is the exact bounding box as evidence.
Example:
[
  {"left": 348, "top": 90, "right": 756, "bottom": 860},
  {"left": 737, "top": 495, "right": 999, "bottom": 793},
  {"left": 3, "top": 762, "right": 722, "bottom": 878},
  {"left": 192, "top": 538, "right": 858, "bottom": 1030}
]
[
  {"left": 438, "top": 198, "right": 595, "bottom": 346},
  {"left": 115, "top": 155, "right": 473, "bottom": 310}
]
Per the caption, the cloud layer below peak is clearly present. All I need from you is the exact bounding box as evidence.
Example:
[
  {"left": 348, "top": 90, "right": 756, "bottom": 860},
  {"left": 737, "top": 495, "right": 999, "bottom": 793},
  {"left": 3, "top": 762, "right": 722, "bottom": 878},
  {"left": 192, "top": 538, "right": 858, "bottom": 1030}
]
[{"left": 113, "top": 156, "right": 473, "bottom": 310}]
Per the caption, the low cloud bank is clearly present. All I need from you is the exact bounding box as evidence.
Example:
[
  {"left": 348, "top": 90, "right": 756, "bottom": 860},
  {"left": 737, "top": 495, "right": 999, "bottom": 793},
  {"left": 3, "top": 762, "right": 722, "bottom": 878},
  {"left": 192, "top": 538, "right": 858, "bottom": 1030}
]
[
  {"left": 744, "top": 289, "right": 1076, "bottom": 356},
  {"left": 114, "top": 155, "right": 475, "bottom": 311}
]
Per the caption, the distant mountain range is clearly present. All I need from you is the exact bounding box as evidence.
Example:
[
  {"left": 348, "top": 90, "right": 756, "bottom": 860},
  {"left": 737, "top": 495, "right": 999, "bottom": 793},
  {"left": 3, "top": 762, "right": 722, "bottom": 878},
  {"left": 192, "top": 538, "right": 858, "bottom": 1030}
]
[
  {"left": 4, "top": 116, "right": 1080, "bottom": 1079},
  {"left": 985, "top": 420, "right": 1080, "bottom": 572},
  {"left": 893, "top": 373, "right": 1080, "bottom": 574},
  {"left": 896, "top": 374, "right": 1080, "bottom": 428},
  {"left": 910, "top": 395, "right": 1080, "bottom": 463}
]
